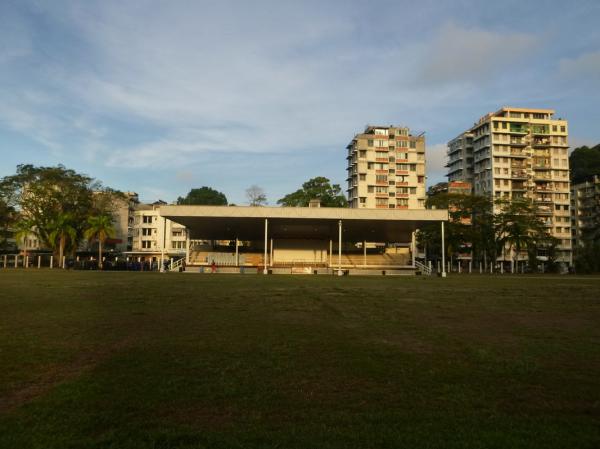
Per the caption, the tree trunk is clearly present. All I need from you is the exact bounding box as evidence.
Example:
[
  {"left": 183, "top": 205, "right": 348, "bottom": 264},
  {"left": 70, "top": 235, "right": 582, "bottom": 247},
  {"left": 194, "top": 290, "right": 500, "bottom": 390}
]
[
  {"left": 98, "top": 239, "right": 103, "bottom": 270},
  {"left": 59, "top": 235, "right": 64, "bottom": 269}
]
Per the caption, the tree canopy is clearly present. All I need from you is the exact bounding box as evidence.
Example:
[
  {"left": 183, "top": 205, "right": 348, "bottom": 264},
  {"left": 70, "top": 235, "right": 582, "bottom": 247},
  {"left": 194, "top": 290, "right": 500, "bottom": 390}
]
[
  {"left": 277, "top": 177, "right": 347, "bottom": 207},
  {"left": 0, "top": 164, "right": 122, "bottom": 258},
  {"left": 177, "top": 187, "right": 227, "bottom": 206},
  {"left": 570, "top": 144, "right": 600, "bottom": 184}
]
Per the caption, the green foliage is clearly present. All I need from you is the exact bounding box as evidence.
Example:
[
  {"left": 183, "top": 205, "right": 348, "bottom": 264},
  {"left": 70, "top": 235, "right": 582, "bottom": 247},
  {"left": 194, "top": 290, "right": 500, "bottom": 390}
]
[
  {"left": 85, "top": 215, "right": 116, "bottom": 269},
  {"left": 277, "top": 177, "right": 347, "bottom": 207},
  {"left": 47, "top": 212, "right": 79, "bottom": 266},
  {"left": 574, "top": 240, "right": 600, "bottom": 273},
  {"left": 494, "top": 198, "right": 550, "bottom": 269},
  {"left": 177, "top": 187, "right": 228, "bottom": 205},
  {"left": 0, "top": 164, "right": 119, "bottom": 258},
  {"left": 419, "top": 195, "right": 554, "bottom": 271},
  {"left": 570, "top": 144, "right": 600, "bottom": 184},
  {"left": 418, "top": 193, "right": 494, "bottom": 262}
]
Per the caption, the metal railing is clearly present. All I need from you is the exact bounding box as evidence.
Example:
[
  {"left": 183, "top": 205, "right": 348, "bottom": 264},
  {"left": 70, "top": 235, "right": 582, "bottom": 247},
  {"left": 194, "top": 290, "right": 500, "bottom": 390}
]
[{"left": 415, "top": 260, "right": 432, "bottom": 276}]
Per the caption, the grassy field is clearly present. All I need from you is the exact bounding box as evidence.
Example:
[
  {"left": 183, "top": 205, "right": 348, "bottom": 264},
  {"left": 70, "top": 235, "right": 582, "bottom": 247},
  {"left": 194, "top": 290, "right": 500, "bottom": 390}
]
[{"left": 0, "top": 270, "right": 599, "bottom": 449}]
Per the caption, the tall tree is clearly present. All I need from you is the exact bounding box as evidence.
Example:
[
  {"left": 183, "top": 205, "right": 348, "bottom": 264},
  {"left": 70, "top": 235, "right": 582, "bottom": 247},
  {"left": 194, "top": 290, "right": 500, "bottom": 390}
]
[
  {"left": 48, "top": 212, "right": 78, "bottom": 267},
  {"left": 177, "top": 187, "right": 227, "bottom": 205},
  {"left": 277, "top": 177, "right": 347, "bottom": 207},
  {"left": 570, "top": 144, "right": 600, "bottom": 184},
  {"left": 0, "top": 165, "right": 103, "bottom": 260},
  {"left": 84, "top": 215, "right": 115, "bottom": 270},
  {"left": 418, "top": 193, "right": 494, "bottom": 265},
  {"left": 494, "top": 198, "right": 549, "bottom": 270},
  {"left": 245, "top": 185, "right": 267, "bottom": 206},
  {"left": 13, "top": 218, "right": 34, "bottom": 258}
]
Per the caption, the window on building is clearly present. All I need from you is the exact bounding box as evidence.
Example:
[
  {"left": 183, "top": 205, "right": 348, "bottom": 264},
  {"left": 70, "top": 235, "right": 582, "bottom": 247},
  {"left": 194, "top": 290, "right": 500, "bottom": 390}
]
[
  {"left": 359, "top": 150, "right": 366, "bottom": 158},
  {"left": 409, "top": 141, "right": 416, "bottom": 149},
  {"left": 368, "top": 186, "right": 374, "bottom": 193},
  {"left": 359, "top": 174, "right": 366, "bottom": 181},
  {"left": 142, "top": 216, "right": 153, "bottom": 224},
  {"left": 367, "top": 139, "right": 374, "bottom": 147},
  {"left": 359, "top": 197, "right": 366, "bottom": 204}
]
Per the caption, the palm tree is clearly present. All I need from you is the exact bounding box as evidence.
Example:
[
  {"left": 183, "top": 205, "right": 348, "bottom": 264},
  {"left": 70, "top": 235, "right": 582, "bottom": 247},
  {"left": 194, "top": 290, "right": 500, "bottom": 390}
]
[
  {"left": 13, "top": 219, "right": 34, "bottom": 264},
  {"left": 84, "top": 215, "right": 115, "bottom": 270},
  {"left": 48, "top": 213, "right": 78, "bottom": 268},
  {"left": 495, "top": 199, "right": 547, "bottom": 271}
]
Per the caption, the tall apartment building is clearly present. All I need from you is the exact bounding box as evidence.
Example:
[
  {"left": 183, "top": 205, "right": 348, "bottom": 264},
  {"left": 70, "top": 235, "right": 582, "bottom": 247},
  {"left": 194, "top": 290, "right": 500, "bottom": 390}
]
[
  {"left": 447, "top": 107, "right": 572, "bottom": 265},
  {"left": 571, "top": 175, "right": 600, "bottom": 248},
  {"left": 446, "top": 132, "right": 474, "bottom": 185},
  {"left": 346, "top": 125, "right": 426, "bottom": 209}
]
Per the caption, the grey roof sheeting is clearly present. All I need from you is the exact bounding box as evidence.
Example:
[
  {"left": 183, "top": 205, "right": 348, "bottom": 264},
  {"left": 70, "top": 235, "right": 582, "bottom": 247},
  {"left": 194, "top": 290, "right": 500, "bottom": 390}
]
[{"left": 160, "top": 206, "right": 448, "bottom": 242}]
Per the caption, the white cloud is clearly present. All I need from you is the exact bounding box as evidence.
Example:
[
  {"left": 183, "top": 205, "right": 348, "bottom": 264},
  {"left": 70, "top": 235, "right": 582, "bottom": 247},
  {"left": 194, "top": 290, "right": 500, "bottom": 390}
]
[
  {"left": 559, "top": 51, "right": 600, "bottom": 83},
  {"left": 418, "top": 22, "right": 538, "bottom": 85}
]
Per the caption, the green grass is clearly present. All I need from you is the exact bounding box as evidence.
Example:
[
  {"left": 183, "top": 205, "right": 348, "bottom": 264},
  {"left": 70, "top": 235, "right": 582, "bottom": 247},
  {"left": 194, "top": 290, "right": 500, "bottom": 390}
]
[{"left": 0, "top": 271, "right": 599, "bottom": 449}]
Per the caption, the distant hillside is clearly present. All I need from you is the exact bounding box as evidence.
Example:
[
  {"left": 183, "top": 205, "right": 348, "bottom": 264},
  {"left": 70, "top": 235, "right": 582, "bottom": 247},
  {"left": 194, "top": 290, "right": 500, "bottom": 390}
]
[{"left": 570, "top": 144, "right": 600, "bottom": 184}]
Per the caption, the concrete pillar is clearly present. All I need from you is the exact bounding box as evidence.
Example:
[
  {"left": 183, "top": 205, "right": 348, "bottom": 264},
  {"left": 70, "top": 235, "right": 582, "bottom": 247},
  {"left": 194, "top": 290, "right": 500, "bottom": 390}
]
[
  {"left": 50, "top": 255, "right": 53, "bottom": 269},
  {"left": 363, "top": 240, "right": 367, "bottom": 266},
  {"left": 38, "top": 256, "right": 41, "bottom": 269},
  {"left": 270, "top": 238, "right": 274, "bottom": 267},
  {"left": 337, "top": 220, "right": 343, "bottom": 276},
  {"left": 501, "top": 262, "right": 504, "bottom": 274},
  {"left": 263, "top": 218, "right": 268, "bottom": 274},
  {"left": 428, "top": 260, "right": 432, "bottom": 272},
  {"left": 329, "top": 239, "right": 332, "bottom": 268},
  {"left": 411, "top": 231, "right": 416, "bottom": 267},
  {"left": 14, "top": 255, "right": 18, "bottom": 268},
  {"left": 235, "top": 238, "right": 239, "bottom": 266},
  {"left": 440, "top": 221, "right": 446, "bottom": 277},
  {"left": 480, "top": 262, "right": 482, "bottom": 274},
  {"left": 469, "top": 261, "right": 472, "bottom": 274},
  {"left": 62, "top": 256, "right": 66, "bottom": 269},
  {"left": 25, "top": 256, "right": 29, "bottom": 269},
  {"left": 186, "top": 230, "right": 190, "bottom": 265},
  {"left": 3, "top": 254, "right": 7, "bottom": 268},
  {"left": 458, "top": 262, "right": 461, "bottom": 273}
]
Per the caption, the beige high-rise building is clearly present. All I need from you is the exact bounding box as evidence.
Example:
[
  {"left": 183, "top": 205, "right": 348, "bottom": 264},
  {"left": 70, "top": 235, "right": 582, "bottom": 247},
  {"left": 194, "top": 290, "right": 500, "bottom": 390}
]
[
  {"left": 571, "top": 175, "right": 600, "bottom": 248},
  {"left": 346, "top": 125, "right": 426, "bottom": 209},
  {"left": 448, "top": 107, "right": 572, "bottom": 265}
]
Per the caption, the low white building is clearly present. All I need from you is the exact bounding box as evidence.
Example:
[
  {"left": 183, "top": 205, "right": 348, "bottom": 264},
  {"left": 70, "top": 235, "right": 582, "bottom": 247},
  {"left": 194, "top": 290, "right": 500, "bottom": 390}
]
[{"left": 125, "top": 201, "right": 189, "bottom": 262}]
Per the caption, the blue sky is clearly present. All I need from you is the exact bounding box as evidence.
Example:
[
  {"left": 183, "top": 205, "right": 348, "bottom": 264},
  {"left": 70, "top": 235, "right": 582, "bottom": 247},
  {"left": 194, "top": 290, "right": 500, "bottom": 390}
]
[{"left": 1, "top": 0, "right": 599, "bottom": 204}]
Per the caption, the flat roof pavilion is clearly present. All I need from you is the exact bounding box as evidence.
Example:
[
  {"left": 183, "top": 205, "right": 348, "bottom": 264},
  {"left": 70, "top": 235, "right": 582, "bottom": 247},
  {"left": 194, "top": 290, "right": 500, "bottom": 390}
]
[{"left": 160, "top": 206, "right": 448, "bottom": 242}]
